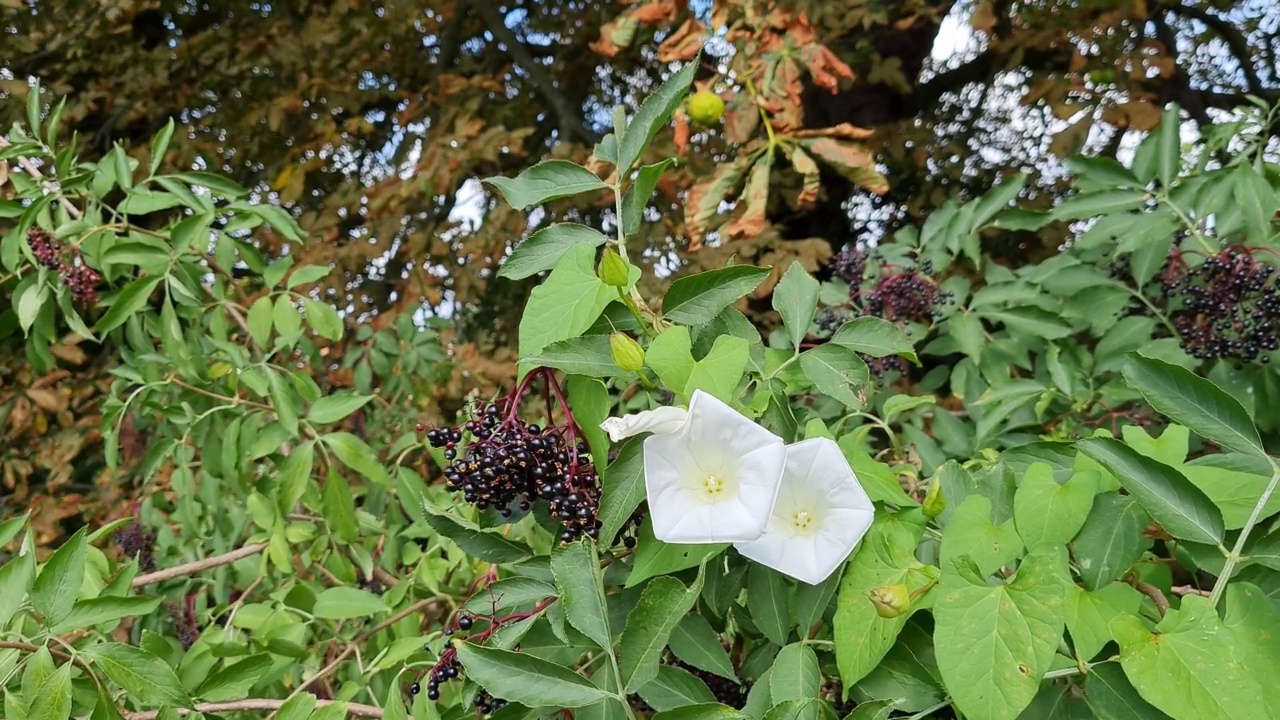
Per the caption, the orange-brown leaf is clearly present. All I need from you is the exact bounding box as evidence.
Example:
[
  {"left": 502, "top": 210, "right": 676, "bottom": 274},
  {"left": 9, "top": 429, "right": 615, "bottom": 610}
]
[
  {"left": 789, "top": 122, "right": 875, "bottom": 141},
  {"left": 685, "top": 156, "right": 753, "bottom": 248},
  {"left": 658, "top": 18, "right": 705, "bottom": 62},
  {"left": 800, "top": 45, "right": 855, "bottom": 92},
  {"left": 788, "top": 145, "right": 821, "bottom": 208},
  {"left": 673, "top": 111, "right": 691, "bottom": 155},
  {"left": 630, "top": 1, "right": 677, "bottom": 25},
  {"left": 803, "top": 138, "right": 889, "bottom": 195},
  {"left": 723, "top": 156, "right": 772, "bottom": 240}
]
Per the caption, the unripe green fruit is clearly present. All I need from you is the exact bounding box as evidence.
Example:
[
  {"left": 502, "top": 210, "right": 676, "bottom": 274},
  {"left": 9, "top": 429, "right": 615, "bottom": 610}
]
[
  {"left": 922, "top": 480, "right": 946, "bottom": 519},
  {"left": 688, "top": 91, "right": 725, "bottom": 126},
  {"left": 610, "top": 332, "right": 646, "bottom": 373},
  {"left": 868, "top": 583, "right": 911, "bottom": 619},
  {"left": 599, "top": 248, "right": 630, "bottom": 287}
]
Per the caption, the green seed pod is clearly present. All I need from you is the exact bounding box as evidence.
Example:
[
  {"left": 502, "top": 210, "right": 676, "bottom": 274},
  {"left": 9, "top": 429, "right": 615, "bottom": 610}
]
[
  {"left": 922, "top": 480, "right": 946, "bottom": 519},
  {"left": 599, "top": 248, "right": 630, "bottom": 287},
  {"left": 867, "top": 583, "right": 911, "bottom": 619},
  {"left": 610, "top": 332, "right": 645, "bottom": 373}
]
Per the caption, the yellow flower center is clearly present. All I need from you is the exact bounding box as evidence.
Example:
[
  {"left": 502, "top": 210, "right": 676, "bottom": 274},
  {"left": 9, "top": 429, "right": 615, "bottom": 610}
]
[
  {"left": 702, "top": 475, "right": 725, "bottom": 495},
  {"left": 791, "top": 510, "right": 813, "bottom": 531}
]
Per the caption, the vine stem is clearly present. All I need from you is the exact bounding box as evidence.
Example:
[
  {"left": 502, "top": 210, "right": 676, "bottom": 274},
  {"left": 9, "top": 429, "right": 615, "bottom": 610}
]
[
  {"left": 131, "top": 543, "right": 268, "bottom": 588},
  {"left": 123, "top": 699, "right": 383, "bottom": 720},
  {"left": 1210, "top": 461, "right": 1280, "bottom": 606}
]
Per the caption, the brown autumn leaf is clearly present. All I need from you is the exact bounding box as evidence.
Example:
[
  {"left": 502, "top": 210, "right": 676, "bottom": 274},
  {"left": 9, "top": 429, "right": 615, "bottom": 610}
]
[
  {"left": 1123, "top": 99, "right": 1163, "bottom": 131},
  {"left": 685, "top": 155, "right": 753, "bottom": 249},
  {"left": 971, "top": 1, "right": 997, "bottom": 32},
  {"left": 630, "top": 0, "right": 677, "bottom": 25},
  {"left": 788, "top": 122, "right": 876, "bottom": 141},
  {"left": 658, "top": 18, "right": 705, "bottom": 62},
  {"left": 723, "top": 156, "right": 772, "bottom": 240},
  {"left": 591, "top": 15, "right": 639, "bottom": 58},
  {"left": 723, "top": 94, "right": 760, "bottom": 145},
  {"left": 50, "top": 341, "right": 88, "bottom": 366},
  {"left": 26, "top": 387, "right": 67, "bottom": 413},
  {"left": 803, "top": 138, "right": 889, "bottom": 195},
  {"left": 788, "top": 145, "right": 822, "bottom": 208},
  {"left": 673, "top": 111, "right": 691, "bottom": 155},
  {"left": 799, "top": 44, "right": 855, "bottom": 92}
]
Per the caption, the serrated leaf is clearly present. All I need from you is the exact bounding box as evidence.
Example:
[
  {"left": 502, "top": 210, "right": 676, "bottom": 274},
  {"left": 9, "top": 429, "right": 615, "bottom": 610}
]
[
  {"left": 322, "top": 432, "right": 389, "bottom": 484},
  {"left": 669, "top": 614, "right": 736, "bottom": 681},
  {"left": 598, "top": 439, "right": 645, "bottom": 546},
  {"left": 616, "top": 60, "right": 697, "bottom": 175},
  {"left": 84, "top": 643, "right": 190, "bottom": 708},
  {"left": 550, "top": 539, "right": 612, "bottom": 652},
  {"left": 773, "top": 262, "right": 819, "bottom": 350},
  {"left": 498, "top": 223, "right": 611, "bottom": 280},
  {"left": 95, "top": 276, "right": 162, "bottom": 334},
  {"left": 455, "top": 642, "right": 611, "bottom": 708},
  {"left": 620, "top": 575, "right": 702, "bottom": 692},
  {"left": 1078, "top": 438, "right": 1224, "bottom": 545},
  {"left": 308, "top": 392, "right": 373, "bottom": 425},
  {"left": 49, "top": 596, "right": 163, "bottom": 635},
  {"left": 798, "top": 345, "right": 869, "bottom": 409},
  {"left": 747, "top": 564, "right": 793, "bottom": 647},
  {"left": 518, "top": 244, "right": 615, "bottom": 358},
  {"left": 484, "top": 161, "right": 610, "bottom": 210},
  {"left": 623, "top": 160, "right": 676, "bottom": 237},
  {"left": 1071, "top": 493, "right": 1151, "bottom": 590},
  {"left": 769, "top": 644, "right": 820, "bottom": 702},
  {"left": 663, "top": 266, "right": 771, "bottom": 326},
  {"left": 524, "top": 335, "right": 630, "bottom": 379},
  {"left": 31, "top": 528, "right": 86, "bottom": 626},
  {"left": 313, "top": 587, "right": 387, "bottom": 619},
  {"left": 829, "top": 317, "right": 918, "bottom": 362}
]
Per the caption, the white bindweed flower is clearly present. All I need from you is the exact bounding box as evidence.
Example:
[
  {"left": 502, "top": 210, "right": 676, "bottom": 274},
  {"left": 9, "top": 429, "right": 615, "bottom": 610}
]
[
  {"left": 600, "top": 390, "right": 787, "bottom": 544},
  {"left": 734, "top": 437, "right": 875, "bottom": 585}
]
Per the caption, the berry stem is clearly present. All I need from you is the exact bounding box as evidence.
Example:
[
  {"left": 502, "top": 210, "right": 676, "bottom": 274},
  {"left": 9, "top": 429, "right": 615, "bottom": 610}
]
[{"left": 1210, "top": 460, "right": 1280, "bottom": 606}]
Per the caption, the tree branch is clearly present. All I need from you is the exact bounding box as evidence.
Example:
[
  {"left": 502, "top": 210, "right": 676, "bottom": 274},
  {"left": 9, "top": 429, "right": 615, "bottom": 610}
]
[
  {"left": 468, "top": 0, "right": 596, "bottom": 144},
  {"left": 131, "top": 543, "right": 268, "bottom": 588},
  {"left": 1166, "top": 3, "right": 1268, "bottom": 92},
  {"left": 123, "top": 699, "right": 383, "bottom": 719}
]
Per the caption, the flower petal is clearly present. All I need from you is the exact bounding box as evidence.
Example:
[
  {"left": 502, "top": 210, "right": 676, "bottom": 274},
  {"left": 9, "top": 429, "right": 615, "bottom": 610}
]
[
  {"left": 600, "top": 406, "right": 689, "bottom": 442},
  {"left": 733, "top": 437, "right": 875, "bottom": 585}
]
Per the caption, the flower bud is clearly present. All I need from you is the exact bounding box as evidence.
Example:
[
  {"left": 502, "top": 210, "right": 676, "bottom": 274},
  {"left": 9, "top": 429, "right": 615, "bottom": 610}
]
[
  {"left": 867, "top": 583, "right": 911, "bottom": 619},
  {"left": 610, "top": 332, "right": 645, "bottom": 373},
  {"left": 922, "top": 481, "right": 946, "bottom": 519},
  {"left": 599, "top": 248, "right": 630, "bottom": 287}
]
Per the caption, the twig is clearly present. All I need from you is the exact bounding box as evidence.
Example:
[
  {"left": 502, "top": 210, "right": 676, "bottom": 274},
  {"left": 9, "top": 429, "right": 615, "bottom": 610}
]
[
  {"left": 1133, "top": 580, "right": 1170, "bottom": 616},
  {"left": 123, "top": 699, "right": 383, "bottom": 719},
  {"left": 1172, "top": 584, "right": 1212, "bottom": 598},
  {"left": 0, "top": 137, "right": 83, "bottom": 220},
  {"left": 132, "top": 543, "right": 268, "bottom": 588},
  {"left": 285, "top": 597, "right": 442, "bottom": 703},
  {"left": 0, "top": 641, "right": 96, "bottom": 678}
]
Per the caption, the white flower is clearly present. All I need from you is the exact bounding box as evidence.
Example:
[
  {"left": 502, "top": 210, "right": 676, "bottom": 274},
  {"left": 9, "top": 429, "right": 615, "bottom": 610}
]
[
  {"left": 601, "top": 390, "right": 788, "bottom": 544},
  {"left": 734, "top": 437, "right": 875, "bottom": 585}
]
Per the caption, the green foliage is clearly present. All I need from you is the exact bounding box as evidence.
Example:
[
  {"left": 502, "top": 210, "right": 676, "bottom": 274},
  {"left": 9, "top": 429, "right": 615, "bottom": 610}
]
[{"left": 5, "top": 52, "right": 1280, "bottom": 720}]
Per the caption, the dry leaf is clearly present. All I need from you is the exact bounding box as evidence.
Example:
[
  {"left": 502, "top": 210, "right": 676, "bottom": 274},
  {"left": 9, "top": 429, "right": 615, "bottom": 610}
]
[
  {"left": 658, "top": 18, "right": 705, "bottom": 62},
  {"left": 723, "top": 157, "right": 772, "bottom": 239}
]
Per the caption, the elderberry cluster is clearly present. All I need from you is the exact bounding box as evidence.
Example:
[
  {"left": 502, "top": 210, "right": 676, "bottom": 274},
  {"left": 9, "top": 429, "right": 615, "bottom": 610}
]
[
  {"left": 426, "top": 398, "right": 602, "bottom": 543},
  {"left": 112, "top": 518, "right": 157, "bottom": 573},
  {"left": 412, "top": 653, "right": 461, "bottom": 701},
  {"left": 167, "top": 603, "right": 200, "bottom": 649},
  {"left": 26, "top": 228, "right": 102, "bottom": 306},
  {"left": 1156, "top": 246, "right": 1280, "bottom": 364},
  {"left": 862, "top": 259, "right": 951, "bottom": 323},
  {"left": 831, "top": 245, "right": 868, "bottom": 285}
]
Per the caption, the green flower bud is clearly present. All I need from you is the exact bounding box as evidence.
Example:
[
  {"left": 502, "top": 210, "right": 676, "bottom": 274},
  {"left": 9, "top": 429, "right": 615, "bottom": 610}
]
[
  {"left": 922, "top": 480, "right": 946, "bottom": 519},
  {"left": 867, "top": 583, "right": 911, "bottom": 619},
  {"left": 599, "top": 248, "right": 630, "bottom": 287},
  {"left": 610, "top": 332, "right": 645, "bottom": 373}
]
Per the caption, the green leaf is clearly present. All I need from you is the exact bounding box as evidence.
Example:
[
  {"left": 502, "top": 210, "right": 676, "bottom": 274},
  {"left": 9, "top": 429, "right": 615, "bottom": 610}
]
[
  {"left": 1181, "top": 465, "right": 1280, "bottom": 529},
  {"left": 49, "top": 596, "right": 163, "bottom": 635},
  {"left": 273, "top": 295, "right": 303, "bottom": 345},
  {"left": 308, "top": 393, "right": 373, "bottom": 425},
  {"left": 747, "top": 564, "right": 793, "bottom": 647},
  {"left": 794, "top": 572, "right": 839, "bottom": 635},
  {"left": 939, "top": 495, "right": 1022, "bottom": 576},
  {"left": 464, "top": 577, "right": 556, "bottom": 615},
  {"left": 196, "top": 654, "right": 273, "bottom": 701},
  {"left": 834, "top": 517, "right": 938, "bottom": 686},
  {"left": 598, "top": 439, "right": 645, "bottom": 546},
  {"left": 313, "top": 587, "right": 388, "bottom": 619},
  {"left": 769, "top": 644, "right": 820, "bottom": 702},
  {"left": 118, "top": 190, "right": 183, "bottom": 215},
  {"left": 685, "top": 335, "right": 749, "bottom": 403},
  {"left": 1078, "top": 438, "right": 1224, "bottom": 545},
  {"left": 414, "top": 501, "right": 533, "bottom": 564},
  {"left": 976, "top": 306, "right": 1073, "bottom": 339},
  {"left": 1063, "top": 583, "right": 1143, "bottom": 662},
  {"left": 934, "top": 547, "right": 1072, "bottom": 720},
  {"left": 454, "top": 642, "right": 612, "bottom": 708},
  {"left": 628, "top": 519, "right": 725, "bottom": 587},
  {"left": 1156, "top": 104, "right": 1180, "bottom": 188},
  {"left": 322, "top": 470, "right": 358, "bottom": 543},
  {"left": 383, "top": 683, "right": 409, "bottom": 720},
  {"left": 268, "top": 370, "right": 299, "bottom": 436},
  {"left": 286, "top": 264, "right": 332, "bottom": 289},
  {"left": 1222, "top": 582, "right": 1280, "bottom": 717},
  {"left": 620, "top": 575, "right": 701, "bottom": 692},
  {"left": 1121, "top": 354, "right": 1266, "bottom": 460},
  {"left": 638, "top": 665, "right": 718, "bottom": 711},
  {"left": 647, "top": 326, "right": 696, "bottom": 394},
  {"left": 0, "top": 551, "right": 35, "bottom": 626},
  {"left": 798, "top": 345, "right": 869, "bottom": 409},
  {"left": 275, "top": 440, "right": 315, "bottom": 514},
  {"left": 1111, "top": 595, "right": 1269, "bottom": 720},
  {"left": 1083, "top": 662, "right": 1166, "bottom": 720},
  {"left": 760, "top": 698, "right": 822, "bottom": 720},
  {"left": 484, "top": 161, "right": 610, "bottom": 210},
  {"left": 498, "top": 223, "right": 611, "bottom": 280},
  {"left": 275, "top": 693, "right": 317, "bottom": 720},
  {"left": 102, "top": 242, "right": 170, "bottom": 268},
  {"left": 1013, "top": 464, "right": 1096, "bottom": 550},
  {"left": 662, "top": 266, "right": 771, "bottom": 326},
  {"left": 567, "top": 375, "right": 611, "bottom": 472},
  {"left": 830, "top": 317, "right": 918, "bottom": 362},
  {"left": 28, "top": 662, "right": 71, "bottom": 720},
  {"left": 616, "top": 60, "right": 697, "bottom": 175},
  {"left": 304, "top": 298, "right": 344, "bottom": 341},
  {"left": 322, "top": 432, "right": 389, "bottom": 484},
  {"left": 95, "top": 276, "right": 162, "bottom": 334},
  {"left": 31, "top": 528, "right": 86, "bottom": 626},
  {"left": 247, "top": 295, "right": 274, "bottom": 348},
  {"left": 550, "top": 539, "right": 612, "bottom": 652},
  {"left": 170, "top": 171, "right": 249, "bottom": 198},
  {"left": 1071, "top": 493, "right": 1151, "bottom": 590},
  {"left": 525, "top": 336, "right": 630, "bottom": 379},
  {"left": 669, "top": 613, "right": 736, "bottom": 682},
  {"left": 1233, "top": 165, "right": 1277, "bottom": 243},
  {"left": 1051, "top": 189, "right": 1147, "bottom": 220},
  {"left": 773, "top": 262, "right": 819, "bottom": 350},
  {"left": 84, "top": 643, "right": 190, "bottom": 708},
  {"left": 519, "top": 244, "right": 615, "bottom": 358},
  {"left": 623, "top": 159, "right": 676, "bottom": 237},
  {"left": 652, "top": 704, "right": 742, "bottom": 720}
]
